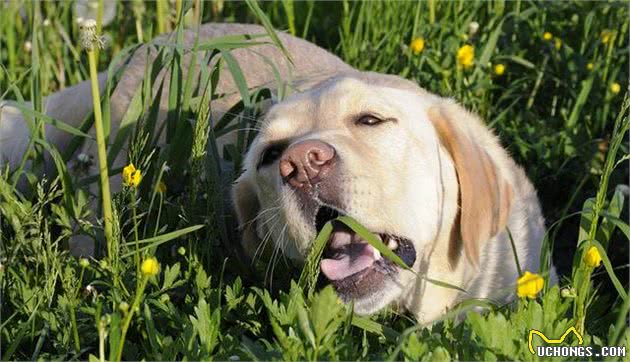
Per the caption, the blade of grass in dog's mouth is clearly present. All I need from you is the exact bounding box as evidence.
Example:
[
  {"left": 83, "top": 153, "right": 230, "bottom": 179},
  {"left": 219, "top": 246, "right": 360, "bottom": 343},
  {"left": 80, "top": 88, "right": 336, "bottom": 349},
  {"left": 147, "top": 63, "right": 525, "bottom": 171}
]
[{"left": 298, "top": 215, "right": 410, "bottom": 294}]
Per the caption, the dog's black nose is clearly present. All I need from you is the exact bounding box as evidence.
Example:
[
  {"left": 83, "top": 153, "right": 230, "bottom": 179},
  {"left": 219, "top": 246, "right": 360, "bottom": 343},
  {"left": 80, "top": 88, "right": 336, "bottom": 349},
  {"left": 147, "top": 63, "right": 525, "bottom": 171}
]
[{"left": 279, "top": 140, "right": 336, "bottom": 189}]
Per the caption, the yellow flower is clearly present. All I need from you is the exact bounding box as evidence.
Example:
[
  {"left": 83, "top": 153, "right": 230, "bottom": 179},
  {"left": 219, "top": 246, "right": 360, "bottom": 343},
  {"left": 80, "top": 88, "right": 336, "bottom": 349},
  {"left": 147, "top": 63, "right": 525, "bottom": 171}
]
[
  {"left": 122, "top": 163, "right": 142, "bottom": 187},
  {"left": 584, "top": 246, "right": 602, "bottom": 267},
  {"left": 601, "top": 30, "right": 613, "bottom": 44},
  {"left": 543, "top": 31, "right": 553, "bottom": 41},
  {"left": 610, "top": 82, "right": 621, "bottom": 94},
  {"left": 494, "top": 63, "right": 506, "bottom": 76},
  {"left": 587, "top": 62, "right": 594, "bottom": 70},
  {"left": 141, "top": 257, "right": 160, "bottom": 277},
  {"left": 410, "top": 37, "right": 425, "bottom": 55},
  {"left": 157, "top": 181, "right": 167, "bottom": 194},
  {"left": 457, "top": 45, "right": 475, "bottom": 69},
  {"left": 554, "top": 38, "right": 562, "bottom": 50},
  {"left": 517, "top": 271, "right": 544, "bottom": 299}
]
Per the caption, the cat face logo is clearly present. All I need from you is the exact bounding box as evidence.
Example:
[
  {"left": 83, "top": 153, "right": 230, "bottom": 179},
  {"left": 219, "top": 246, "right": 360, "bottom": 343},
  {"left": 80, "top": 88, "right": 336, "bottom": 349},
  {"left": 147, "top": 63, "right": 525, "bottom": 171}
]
[{"left": 528, "top": 326, "right": 584, "bottom": 354}]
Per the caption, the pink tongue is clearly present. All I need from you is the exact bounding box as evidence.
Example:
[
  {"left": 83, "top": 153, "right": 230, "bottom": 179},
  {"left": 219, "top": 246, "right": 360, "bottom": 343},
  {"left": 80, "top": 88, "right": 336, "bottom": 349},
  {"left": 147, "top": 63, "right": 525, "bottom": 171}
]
[{"left": 320, "top": 230, "right": 377, "bottom": 281}]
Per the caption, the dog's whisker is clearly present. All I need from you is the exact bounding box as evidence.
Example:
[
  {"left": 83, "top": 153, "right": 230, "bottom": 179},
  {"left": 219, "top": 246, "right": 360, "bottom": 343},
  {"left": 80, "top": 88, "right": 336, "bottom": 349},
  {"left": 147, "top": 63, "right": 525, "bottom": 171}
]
[{"left": 252, "top": 214, "right": 281, "bottom": 264}]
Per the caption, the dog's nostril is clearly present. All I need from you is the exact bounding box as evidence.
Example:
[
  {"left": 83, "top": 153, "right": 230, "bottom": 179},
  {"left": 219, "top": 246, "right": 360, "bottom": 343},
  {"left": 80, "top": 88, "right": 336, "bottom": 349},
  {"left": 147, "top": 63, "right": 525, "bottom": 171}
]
[
  {"left": 279, "top": 159, "right": 297, "bottom": 179},
  {"left": 308, "top": 147, "right": 335, "bottom": 166}
]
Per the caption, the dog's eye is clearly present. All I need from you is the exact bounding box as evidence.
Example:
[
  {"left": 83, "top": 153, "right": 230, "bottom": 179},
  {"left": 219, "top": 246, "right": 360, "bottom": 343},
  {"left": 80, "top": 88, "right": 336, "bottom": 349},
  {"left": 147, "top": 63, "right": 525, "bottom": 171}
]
[
  {"left": 356, "top": 115, "right": 386, "bottom": 126},
  {"left": 258, "top": 144, "right": 286, "bottom": 168}
]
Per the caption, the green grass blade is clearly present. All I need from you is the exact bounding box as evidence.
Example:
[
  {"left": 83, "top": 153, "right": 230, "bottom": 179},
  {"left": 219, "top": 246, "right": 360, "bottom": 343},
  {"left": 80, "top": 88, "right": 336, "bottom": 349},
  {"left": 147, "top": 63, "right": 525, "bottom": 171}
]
[
  {"left": 121, "top": 224, "right": 204, "bottom": 258},
  {"left": 336, "top": 215, "right": 410, "bottom": 270},
  {"left": 592, "top": 240, "right": 628, "bottom": 302}
]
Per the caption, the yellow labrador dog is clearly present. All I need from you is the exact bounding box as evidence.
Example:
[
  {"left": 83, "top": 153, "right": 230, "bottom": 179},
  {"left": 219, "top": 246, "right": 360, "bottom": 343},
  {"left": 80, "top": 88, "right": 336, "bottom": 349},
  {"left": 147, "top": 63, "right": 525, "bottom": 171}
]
[{"left": 0, "top": 23, "right": 554, "bottom": 324}]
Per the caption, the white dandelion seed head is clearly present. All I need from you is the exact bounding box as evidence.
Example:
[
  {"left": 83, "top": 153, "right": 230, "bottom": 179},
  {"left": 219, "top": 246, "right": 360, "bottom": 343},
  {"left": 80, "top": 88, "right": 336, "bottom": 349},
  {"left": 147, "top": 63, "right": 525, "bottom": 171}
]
[
  {"left": 24, "top": 41, "right": 32, "bottom": 52},
  {"left": 468, "top": 21, "right": 480, "bottom": 35}
]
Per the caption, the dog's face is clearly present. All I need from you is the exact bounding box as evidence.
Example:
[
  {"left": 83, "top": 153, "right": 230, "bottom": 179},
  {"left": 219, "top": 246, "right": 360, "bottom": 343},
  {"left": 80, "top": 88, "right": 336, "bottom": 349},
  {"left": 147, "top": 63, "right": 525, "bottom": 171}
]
[{"left": 233, "top": 73, "right": 512, "bottom": 315}]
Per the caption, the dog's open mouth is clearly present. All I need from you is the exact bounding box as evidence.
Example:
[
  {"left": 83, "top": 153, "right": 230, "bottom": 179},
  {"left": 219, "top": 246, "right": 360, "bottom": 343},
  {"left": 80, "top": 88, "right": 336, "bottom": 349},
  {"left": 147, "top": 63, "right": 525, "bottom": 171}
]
[{"left": 314, "top": 206, "right": 417, "bottom": 299}]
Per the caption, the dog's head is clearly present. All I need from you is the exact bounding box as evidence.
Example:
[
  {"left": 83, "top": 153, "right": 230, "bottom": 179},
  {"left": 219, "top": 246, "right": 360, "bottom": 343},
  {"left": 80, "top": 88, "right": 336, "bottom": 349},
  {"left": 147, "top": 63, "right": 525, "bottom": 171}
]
[{"left": 232, "top": 72, "right": 513, "bottom": 315}]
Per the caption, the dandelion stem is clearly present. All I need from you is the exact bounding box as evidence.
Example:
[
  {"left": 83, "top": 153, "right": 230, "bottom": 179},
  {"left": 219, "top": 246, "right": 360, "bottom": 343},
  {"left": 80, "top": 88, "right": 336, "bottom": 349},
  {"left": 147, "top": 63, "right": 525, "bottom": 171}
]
[
  {"left": 86, "top": 44, "right": 115, "bottom": 260},
  {"left": 70, "top": 308, "right": 81, "bottom": 352}
]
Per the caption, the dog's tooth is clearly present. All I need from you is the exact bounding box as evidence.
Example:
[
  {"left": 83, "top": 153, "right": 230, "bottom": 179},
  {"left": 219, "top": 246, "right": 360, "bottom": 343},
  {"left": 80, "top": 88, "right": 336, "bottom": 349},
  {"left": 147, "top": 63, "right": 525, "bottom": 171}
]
[
  {"left": 373, "top": 247, "right": 382, "bottom": 260},
  {"left": 388, "top": 238, "right": 398, "bottom": 250}
]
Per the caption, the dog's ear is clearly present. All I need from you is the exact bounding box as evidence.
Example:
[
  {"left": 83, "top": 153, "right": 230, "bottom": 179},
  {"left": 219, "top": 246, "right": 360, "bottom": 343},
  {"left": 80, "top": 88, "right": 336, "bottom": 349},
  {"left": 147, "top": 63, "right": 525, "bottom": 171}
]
[
  {"left": 232, "top": 173, "right": 261, "bottom": 260},
  {"left": 428, "top": 103, "right": 513, "bottom": 266}
]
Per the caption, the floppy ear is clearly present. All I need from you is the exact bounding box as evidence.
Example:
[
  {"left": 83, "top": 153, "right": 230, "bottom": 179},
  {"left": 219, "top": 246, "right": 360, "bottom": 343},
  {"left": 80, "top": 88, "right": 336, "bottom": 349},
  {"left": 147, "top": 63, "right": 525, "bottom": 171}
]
[
  {"left": 427, "top": 103, "right": 513, "bottom": 266},
  {"left": 232, "top": 173, "right": 261, "bottom": 260}
]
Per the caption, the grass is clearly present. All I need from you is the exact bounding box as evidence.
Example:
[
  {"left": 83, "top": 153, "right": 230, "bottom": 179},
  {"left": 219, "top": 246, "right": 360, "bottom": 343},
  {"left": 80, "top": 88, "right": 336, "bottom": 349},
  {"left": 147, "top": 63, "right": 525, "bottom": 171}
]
[{"left": 1, "top": 0, "right": 628, "bottom": 360}]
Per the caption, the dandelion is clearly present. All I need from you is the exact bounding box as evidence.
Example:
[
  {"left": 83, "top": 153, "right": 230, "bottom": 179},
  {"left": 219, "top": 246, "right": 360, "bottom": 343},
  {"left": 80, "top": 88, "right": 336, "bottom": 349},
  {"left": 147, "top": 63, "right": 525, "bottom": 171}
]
[
  {"left": 516, "top": 271, "right": 544, "bottom": 299},
  {"left": 79, "top": 258, "right": 90, "bottom": 268},
  {"left": 43, "top": 18, "right": 51, "bottom": 27},
  {"left": 494, "top": 63, "right": 506, "bottom": 76},
  {"left": 177, "top": 246, "right": 186, "bottom": 256},
  {"left": 584, "top": 246, "right": 602, "bottom": 267},
  {"left": 141, "top": 257, "right": 160, "bottom": 277},
  {"left": 587, "top": 63, "right": 594, "bottom": 70},
  {"left": 610, "top": 82, "right": 621, "bottom": 95},
  {"left": 456, "top": 45, "right": 475, "bottom": 69},
  {"left": 24, "top": 41, "right": 32, "bottom": 52},
  {"left": 122, "top": 163, "right": 142, "bottom": 187},
  {"left": 79, "top": 19, "right": 104, "bottom": 51},
  {"left": 410, "top": 37, "right": 425, "bottom": 55},
  {"left": 601, "top": 30, "right": 613, "bottom": 44},
  {"left": 554, "top": 38, "right": 562, "bottom": 50},
  {"left": 157, "top": 181, "right": 167, "bottom": 194},
  {"left": 543, "top": 31, "right": 553, "bottom": 41}
]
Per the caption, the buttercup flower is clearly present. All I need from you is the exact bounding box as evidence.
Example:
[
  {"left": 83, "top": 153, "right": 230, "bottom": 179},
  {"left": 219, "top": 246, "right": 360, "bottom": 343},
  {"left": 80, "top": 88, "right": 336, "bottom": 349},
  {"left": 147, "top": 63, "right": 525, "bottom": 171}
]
[
  {"left": 543, "top": 32, "right": 553, "bottom": 41},
  {"left": 601, "top": 30, "right": 613, "bottom": 44},
  {"left": 610, "top": 82, "right": 621, "bottom": 94},
  {"left": 410, "top": 37, "right": 425, "bottom": 55},
  {"left": 584, "top": 246, "right": 602, "bottom": 267},
  {"left": 141, "top": 257, "right": 160, "bottom": 277},
  {"left": 457, "top": 45, "right": 475, "bottom": 69},
  {"left": 122, "top": 163, "right": 142, "bottom": 187},
  {"left": 517, "top": 271, "right": 544, "bottom": 299},
  {"left": 554, "top": 38, "right": 562, "bottom": 50},
  {"left": 587, "top": 63, "right": 594, "bottom": 70},
  {"left": 494, "top": 63, "right": 506, "bottom": 76}
]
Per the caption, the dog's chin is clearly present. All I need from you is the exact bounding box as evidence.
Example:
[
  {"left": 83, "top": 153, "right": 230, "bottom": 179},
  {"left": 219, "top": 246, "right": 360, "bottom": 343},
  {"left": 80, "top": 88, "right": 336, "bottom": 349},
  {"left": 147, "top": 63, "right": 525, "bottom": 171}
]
[{"left": 333, "top": 267, "right": 403, "bottom": 315}]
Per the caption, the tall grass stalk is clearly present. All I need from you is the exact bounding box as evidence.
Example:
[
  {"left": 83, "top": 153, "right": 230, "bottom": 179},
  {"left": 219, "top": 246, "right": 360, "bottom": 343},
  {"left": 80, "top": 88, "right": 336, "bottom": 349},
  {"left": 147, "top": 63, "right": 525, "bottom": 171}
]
[
  {"left": 80, "top": 20, "right": 115, "bottom": 260},
  {"left": 114, "top": 274, "right": 149, "bottom": 362},
  {"left": 574, "top": 92, "right": 630, "bottom": 334}
]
